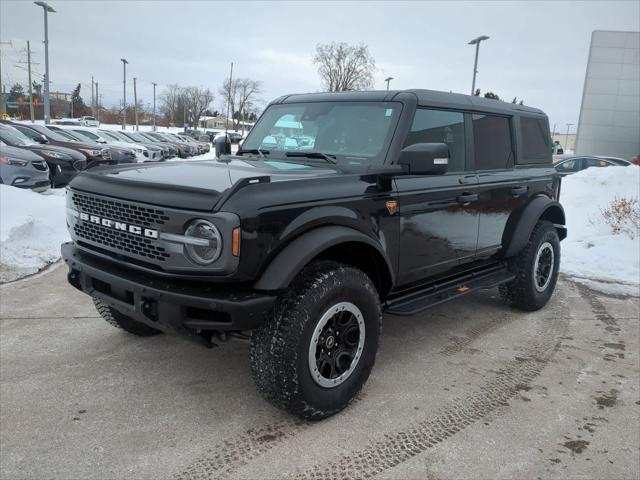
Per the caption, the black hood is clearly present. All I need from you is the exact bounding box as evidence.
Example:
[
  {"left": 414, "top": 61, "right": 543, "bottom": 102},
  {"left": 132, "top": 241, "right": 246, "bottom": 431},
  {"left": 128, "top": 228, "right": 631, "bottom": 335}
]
[
  {"left": 23, "top": 143, "right": 86, "bottom": 161},
  {"left": 69, "top": 157, "right": 339, "bottom": 211}
]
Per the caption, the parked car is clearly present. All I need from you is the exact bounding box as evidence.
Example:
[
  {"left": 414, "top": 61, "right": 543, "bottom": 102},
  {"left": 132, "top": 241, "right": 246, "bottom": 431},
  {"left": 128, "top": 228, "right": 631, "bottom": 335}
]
[
  {"left": 7, "top": 123, "right": 115, "bottom": 169},
  {"left": 554, "top": 155, "right": 627, "bottom": 175},
  {"left": 0, "top": 124, "right": 86, "bottom": 187},
  {"left": 0, "top": 144, "right": 50, "bottom": 191},
  {"left": 172, "top": 133, "right": 210, "bottom": 154},
  {"left": 114, "top": 130, "right": 176, "bottom": 159},
  {"left": 629, "top": 155, "right": 640, "bottom": 166},
  {"left": 97, "top": 129, "right": 165, "bottom": 161},
  {"left": 144, "top": 131, "right": 195, "bottom": 158},
  {"left": 50, "top": 126, "right": 153, "bottom": 163},
  {"left": 78, "top": 116, "right": 99, "bottom": 127},
  {"left": 62, "top": 89, "right": 566, "bottom": 420}
]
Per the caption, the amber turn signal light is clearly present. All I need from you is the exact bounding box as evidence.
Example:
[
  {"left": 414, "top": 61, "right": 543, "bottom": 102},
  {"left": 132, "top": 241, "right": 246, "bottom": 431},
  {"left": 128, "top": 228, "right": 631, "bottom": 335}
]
[{"left": 232, "top": 227, "right": 240, "bottom": 257}]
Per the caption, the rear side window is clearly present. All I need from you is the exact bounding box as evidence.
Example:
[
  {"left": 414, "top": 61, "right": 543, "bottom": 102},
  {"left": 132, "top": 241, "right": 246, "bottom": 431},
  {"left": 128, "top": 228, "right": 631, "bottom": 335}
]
[
  {"left": 521, "top": 117, "right": 551, "bottom": 161},
  {"left": 472, "top": 114, "right": 513, "bottom": 170},
  {"left": 404, "top": 109, "right": 466, "bottom": 172}
]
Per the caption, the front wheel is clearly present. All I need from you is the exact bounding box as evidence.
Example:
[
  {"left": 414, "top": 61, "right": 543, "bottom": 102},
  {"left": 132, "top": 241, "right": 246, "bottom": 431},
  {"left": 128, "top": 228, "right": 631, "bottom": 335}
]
[
  {"left": 250, "top": 260, "right": 382, "bottom": 420},
  {"left": 500, "top": 220, "right": 560, "bottom": 311}
]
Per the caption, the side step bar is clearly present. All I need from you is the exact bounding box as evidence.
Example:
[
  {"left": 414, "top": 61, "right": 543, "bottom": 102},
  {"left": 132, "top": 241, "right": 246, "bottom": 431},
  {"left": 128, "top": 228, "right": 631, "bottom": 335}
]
[{"left": 384, "top": 265, "right": 515, "bottom": 316}]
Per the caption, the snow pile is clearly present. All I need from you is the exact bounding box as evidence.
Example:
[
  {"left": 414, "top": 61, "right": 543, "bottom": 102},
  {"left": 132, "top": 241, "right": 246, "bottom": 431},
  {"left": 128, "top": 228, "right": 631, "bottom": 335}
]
[
  {"left": 0, "top": 186, "right": 69, "bottom": 282},
  {"left": 560, "top": 166, "right": 640, "bottom": 296}
]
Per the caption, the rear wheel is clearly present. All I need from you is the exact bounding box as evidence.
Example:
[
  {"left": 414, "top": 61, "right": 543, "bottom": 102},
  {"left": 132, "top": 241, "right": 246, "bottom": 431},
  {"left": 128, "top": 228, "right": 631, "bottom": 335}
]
[
  {"left": 93, "top": 297, "right": 162, "bottom": 337},
  {"left": 250, "top": 260, "right": 381, "bottom": 420},
  {"left": 500, "top": 220, "right": 560, "bottom": 311}
]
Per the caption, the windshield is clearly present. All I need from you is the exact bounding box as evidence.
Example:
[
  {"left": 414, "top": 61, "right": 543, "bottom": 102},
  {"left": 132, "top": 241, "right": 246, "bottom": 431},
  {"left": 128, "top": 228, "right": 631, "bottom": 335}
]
[
  {"left": 0, "top": 125, "right": 36, "bottom": 146},
  {"left": 55, "top": 130, "right": 83, "bottom": 141},
  {"left": 36, "top": 125, "right": 76, "bottom": 142},
  {"left": 99, "top": 130, "right": 124, "bottom": 142},
  {"left": 123, "top": 131, "right": 147, "bottom": 142},
  {"left": 241, "top": 101, "right": 401, "bottom": 164}
]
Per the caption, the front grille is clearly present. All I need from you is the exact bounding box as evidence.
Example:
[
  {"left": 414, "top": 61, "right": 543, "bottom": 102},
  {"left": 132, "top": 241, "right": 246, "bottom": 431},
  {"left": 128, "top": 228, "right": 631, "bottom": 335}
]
[
  {"left": 32, "top": 160, "right": 48, "bottom": 171},
  {"left": 74, "top": 222, "right": 170, "bottom": 261},
  {"left": 72, "top": 192, "right": 169, "bottom": 228}
]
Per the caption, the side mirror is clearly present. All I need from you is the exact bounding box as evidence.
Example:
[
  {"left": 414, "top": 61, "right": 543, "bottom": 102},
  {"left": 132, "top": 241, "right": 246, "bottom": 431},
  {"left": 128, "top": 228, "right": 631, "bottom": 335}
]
[
  {"left": 398, "top": 142, "right": 449, "bottom": 175},
  {"left": 35, "top": 134, "right": 49, "bottom": 144},
  {"left": 214, "top": 134, "right": 231, "bottom": 158}
]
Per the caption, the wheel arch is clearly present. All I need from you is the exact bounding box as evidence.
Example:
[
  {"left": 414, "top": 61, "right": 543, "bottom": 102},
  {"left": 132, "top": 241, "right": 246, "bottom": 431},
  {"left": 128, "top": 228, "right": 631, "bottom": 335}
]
[
  {"left": 503, "top": 195, "right": 567, "bottom": 258},
  {"left": 253, "top": 225, "right": 394, "bottom": 299}
]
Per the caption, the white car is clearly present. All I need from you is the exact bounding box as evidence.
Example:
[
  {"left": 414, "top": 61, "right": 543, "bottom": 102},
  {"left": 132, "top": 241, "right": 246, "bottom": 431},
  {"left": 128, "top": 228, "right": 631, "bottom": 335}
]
[
  {"left": 51, "top": 125, "right": 150, "bottom": 163},
  {"left": 78, "top": 116, "right": 99, "bottom": 127}
]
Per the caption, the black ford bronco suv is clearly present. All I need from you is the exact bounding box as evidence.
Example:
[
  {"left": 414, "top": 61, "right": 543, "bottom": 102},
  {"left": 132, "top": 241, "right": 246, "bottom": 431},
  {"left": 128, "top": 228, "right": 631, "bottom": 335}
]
[{"left": 62, "top": 89, "right": 566, "bottom": 420}]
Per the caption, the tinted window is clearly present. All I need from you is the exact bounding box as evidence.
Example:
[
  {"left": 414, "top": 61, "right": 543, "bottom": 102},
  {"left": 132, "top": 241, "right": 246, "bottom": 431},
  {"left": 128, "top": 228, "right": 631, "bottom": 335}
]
[
  {"left": 472, "top": 114, "right": 513, "bottom": 170},
  {"left": 555, "top": 159, "right": 581, "bottom": 173},
  {"left": 404, "top": 109, "right": 466, "bottom": 172},
  {"left": 584, "top": 157, "right": 611, "bottom": 168},
  {"left": 521, "top": 117, "right": 551, "bottom": 159}
]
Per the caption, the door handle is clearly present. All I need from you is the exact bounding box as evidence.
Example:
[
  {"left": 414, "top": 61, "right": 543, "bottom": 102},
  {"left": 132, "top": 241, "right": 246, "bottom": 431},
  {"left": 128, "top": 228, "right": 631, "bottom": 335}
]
[
  {"left": 456, "top": 193, "right": 478, "bottom": 204},
  {"left": 511, "top": 186, "right": 528, "bottom": 196}
]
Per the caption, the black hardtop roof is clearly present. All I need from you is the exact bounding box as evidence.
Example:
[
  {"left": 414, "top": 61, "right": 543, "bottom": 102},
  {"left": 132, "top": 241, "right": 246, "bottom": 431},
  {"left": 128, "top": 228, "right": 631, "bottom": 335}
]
[{"left": 274, "top": 89, "right": 546, "bottom": 117}]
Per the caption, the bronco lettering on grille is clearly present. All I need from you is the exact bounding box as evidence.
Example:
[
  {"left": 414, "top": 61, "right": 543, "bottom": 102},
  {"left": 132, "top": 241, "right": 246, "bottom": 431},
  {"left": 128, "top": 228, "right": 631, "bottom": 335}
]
[{"left": 78, "top": 212, "right": 158, "bottom": 239}]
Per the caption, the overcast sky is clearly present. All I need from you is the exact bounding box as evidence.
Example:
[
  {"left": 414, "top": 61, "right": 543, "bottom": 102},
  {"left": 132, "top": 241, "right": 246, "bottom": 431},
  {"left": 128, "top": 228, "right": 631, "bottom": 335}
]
[{"left": 1, "top": 0, "right": 639, "bottom": 131}]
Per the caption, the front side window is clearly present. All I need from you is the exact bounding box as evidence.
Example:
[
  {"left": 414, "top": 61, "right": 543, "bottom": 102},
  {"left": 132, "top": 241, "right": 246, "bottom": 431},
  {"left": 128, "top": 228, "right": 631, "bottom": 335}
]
[
  {"left": 242, "top": 102, "right": 401, "bottom": 165},
  {"left": 555, "top": 158, "right": 581, "bottom": 172},
  {"left": 473, "top": 114, "right": 513, "bottom": 170},
  {"left": 584, "top": 157, "right": 611, "bottom": 168},
  {"left": 404, "top": 109, "right": 466, "bottom": 172}
]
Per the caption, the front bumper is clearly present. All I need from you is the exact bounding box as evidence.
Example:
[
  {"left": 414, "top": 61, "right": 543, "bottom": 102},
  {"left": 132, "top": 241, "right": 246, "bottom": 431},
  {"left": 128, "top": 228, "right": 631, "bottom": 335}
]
[{"left": 62, "top": 242, "right": 275, "bottom": 340}]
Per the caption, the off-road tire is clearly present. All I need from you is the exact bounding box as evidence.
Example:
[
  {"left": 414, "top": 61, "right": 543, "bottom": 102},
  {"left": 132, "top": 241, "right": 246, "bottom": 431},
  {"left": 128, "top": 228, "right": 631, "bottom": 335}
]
[
  {"left": 250, "top": 260, "right": 382, "bottom": 420},
  {"left": 500, "top": 220, "right": 560, "bottom": 311},
  {"left": 93, "top": 297, "right": 162, "bottom": 336}
]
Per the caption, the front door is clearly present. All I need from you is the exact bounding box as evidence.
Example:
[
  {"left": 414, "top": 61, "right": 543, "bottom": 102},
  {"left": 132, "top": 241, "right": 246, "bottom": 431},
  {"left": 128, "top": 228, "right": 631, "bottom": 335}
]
[{"left": 395, "top": 108, "right": 479, "bottom": 287}]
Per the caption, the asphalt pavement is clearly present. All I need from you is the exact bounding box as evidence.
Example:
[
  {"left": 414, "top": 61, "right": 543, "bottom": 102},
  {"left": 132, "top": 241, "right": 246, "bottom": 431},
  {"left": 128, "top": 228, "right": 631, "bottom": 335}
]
[{"left": 1, "top": 263, "right": 638, "bottom": 480}]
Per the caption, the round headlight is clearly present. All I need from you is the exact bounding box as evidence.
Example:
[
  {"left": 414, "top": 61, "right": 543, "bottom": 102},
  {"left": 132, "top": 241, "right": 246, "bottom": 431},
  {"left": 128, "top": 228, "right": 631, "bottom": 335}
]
[{"left": 184, "top": 219, "right": 222, "bottom": 265}]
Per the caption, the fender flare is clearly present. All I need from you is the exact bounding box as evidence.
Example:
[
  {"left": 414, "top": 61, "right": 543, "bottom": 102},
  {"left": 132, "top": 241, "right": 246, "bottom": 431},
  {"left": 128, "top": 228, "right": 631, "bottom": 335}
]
[
  {"left": 253, "top": 225, "right": 394, "bottom": 291},
  {"left": 503, "top": 196, "right": 566, "bottom": 258}
]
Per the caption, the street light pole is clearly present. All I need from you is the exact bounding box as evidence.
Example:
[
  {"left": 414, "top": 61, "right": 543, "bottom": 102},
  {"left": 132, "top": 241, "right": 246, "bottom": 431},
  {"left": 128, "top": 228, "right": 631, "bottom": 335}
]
[
  {"left": 34, "top": 1, "right": 55, "bottom": 123},
  {"left": 120, "top": 58, "right": 127, "bottom": 130},
  {"left": 468, "top": 35, "right": 489, "bottom": 95},
  {"left": 384, "top": 76, "right": 394, "bottom": 90},
  {"left": 152, "top": 82, "right": 157, "bottom": 131}
]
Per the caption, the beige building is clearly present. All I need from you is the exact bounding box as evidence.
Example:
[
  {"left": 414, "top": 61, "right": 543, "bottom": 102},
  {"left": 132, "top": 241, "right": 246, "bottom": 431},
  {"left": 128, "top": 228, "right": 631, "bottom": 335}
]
[{"left": 551, "top": 133, "right": 577, "bottom": 151}]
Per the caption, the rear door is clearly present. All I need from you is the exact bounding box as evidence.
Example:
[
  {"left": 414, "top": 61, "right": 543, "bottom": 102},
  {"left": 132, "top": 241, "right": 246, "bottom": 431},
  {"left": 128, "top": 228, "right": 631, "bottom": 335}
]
[
  {"left": 472, "top": 113, "right": 528, "bottom": 259},
  {"left": 395, "top": 108, "right": 479, "bottom": 286}
]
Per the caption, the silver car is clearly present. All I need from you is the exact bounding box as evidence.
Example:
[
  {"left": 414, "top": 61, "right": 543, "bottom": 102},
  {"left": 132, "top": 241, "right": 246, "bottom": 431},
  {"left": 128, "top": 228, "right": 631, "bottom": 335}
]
[{"left": 0, "top": 144, "right": 50, "bottom": 191}]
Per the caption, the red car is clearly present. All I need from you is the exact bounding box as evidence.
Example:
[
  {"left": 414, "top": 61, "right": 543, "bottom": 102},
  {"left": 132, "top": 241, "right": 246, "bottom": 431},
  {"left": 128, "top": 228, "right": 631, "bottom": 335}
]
[{"left": 629, "top": 155, "right": 640, "bottom": 166}]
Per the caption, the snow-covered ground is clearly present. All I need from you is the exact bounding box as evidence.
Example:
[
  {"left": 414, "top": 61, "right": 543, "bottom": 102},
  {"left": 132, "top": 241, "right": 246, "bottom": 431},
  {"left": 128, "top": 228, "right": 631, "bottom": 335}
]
[
  {"left": 1, "top": 162, "right": 639, "bottom": 295},
  {"left": 559, "top": 166, "right": 640, "bottom": 296}
]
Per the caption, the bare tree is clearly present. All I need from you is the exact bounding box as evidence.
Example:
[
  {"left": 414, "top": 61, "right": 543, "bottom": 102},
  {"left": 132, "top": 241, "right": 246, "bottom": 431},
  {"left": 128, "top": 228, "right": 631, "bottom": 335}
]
[
  {"left": 313, "top": 42, "right": 376, "bottom": 92},
  {"left": 236, "top": 79, "right": 262, "bottom": 130},
  {"left": 183, "top": 86, "right": 214, "bottom": 128},
  {"left": 218, "top": 77, "right": 238, "bottom": 124},
  {"left": 160, "top": 83, "right": 181, "bottom": 126}
]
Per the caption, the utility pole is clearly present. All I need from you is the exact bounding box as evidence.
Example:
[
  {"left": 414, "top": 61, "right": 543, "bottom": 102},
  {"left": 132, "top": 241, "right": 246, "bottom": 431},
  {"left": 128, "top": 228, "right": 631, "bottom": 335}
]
[
  {"left": 0, "top": 40, "right": 12, "bottom": 118},
  {"left": 152, "top": 82, "right": 157, "bottom": 131},
  {"left": 384, "top": 76, "right": 393, "bottom": 90},
  {"left": 133, "top": 77, "right": 138, "bottom": 131},
  {"left": 120, "top": 58, "right": 127, "bottom": 129},
  {"left": 95, "top": 82, "right": 99, "bottom": 123},
  {"left": 565, "top": 123, "right": 574, "bottom": 152},
  {"left": 27, "top": 41, "right": 35, "bottom": 122},
  {"left": 91, "top": 75, "right": 95, "bottom": 116}
]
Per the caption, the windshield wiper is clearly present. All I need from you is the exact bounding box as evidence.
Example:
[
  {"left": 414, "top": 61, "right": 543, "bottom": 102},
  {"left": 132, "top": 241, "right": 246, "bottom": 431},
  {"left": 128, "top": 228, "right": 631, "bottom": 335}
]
[
  {"left": 285, "top": 151, "right": 337, "bottom": 164},
  {"left": 237, "top": 148, "right": 269, "bottom": 158}
]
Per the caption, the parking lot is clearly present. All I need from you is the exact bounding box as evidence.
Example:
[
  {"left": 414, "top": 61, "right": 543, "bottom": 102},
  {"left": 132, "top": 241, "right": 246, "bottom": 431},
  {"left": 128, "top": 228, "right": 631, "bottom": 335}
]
[{"left": 0, "top": 264, "right": 638, "bottom": 479}]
